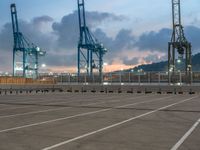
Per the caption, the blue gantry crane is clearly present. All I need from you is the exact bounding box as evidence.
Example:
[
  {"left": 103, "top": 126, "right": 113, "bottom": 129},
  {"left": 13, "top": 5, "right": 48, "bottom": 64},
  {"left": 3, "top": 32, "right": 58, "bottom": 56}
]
[
  {"left": 77, "top": 0, "right": 107, "bottom": 80},
  {"left": 10, "top": 3, "right": 46, "bottom": 78}
]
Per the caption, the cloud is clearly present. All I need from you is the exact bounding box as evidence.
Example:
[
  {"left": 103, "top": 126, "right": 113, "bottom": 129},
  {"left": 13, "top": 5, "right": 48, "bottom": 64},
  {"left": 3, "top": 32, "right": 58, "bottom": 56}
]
[
  {"left": 92, "top": 28, "right": 136, "bottom": 66},
  {"left": 112, "top": 29, "right": 135, "bottom": 50},
  {"left": 135, "top": 26, "right": 200, "bottom": 54},
  {"left": 51, "top": 11, "right": 131, "bottom": 67},
  {"left": 19, "top": 17, "right": 55, "bottom": 50},
  {"left": 32, "top": 16, "right": 54, "bottom": 24},
  {"left": 185, "top": 26, "right": 200, "bottom": 53},
  {"left": 1, "top": 9, "right": 200, "bottom": 73},
  {"left": 0, "top": 15, "right": 55, "bottom": 52},
  {"left": 52, "top": 11, "right": 125, "bottom": 50},
  {"left": 135, "top": 28, "right": 171, "bottom": 52},
  {"left": 0, "top": 11, "right": 127, "bottom": 71},
  {"left": 44, "top": 53, "right": 76, "bottom": 67},
  {"left": 123, "top": 57, "right": 139, "bottom": 65},
  {"left": 83, "top": 11, "right": 125, "bottom": 27},
  {"left": 0, "top": 15, "right": 55, "bottom": 71},
  {"left": 93, "top": 28, "right": 135, "bottom": 51},
  {"left": 0, "top": 23, "right": 12, "bottom": 51},
  {"left": 144, "top": 54, "right": 162, "bottom": 63}
]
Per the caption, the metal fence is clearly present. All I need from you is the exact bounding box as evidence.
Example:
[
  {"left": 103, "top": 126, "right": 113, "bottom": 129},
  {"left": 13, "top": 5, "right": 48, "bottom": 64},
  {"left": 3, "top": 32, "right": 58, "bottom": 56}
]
[{"left": 38, "top": 71, "right": 200, "bottom": 85}]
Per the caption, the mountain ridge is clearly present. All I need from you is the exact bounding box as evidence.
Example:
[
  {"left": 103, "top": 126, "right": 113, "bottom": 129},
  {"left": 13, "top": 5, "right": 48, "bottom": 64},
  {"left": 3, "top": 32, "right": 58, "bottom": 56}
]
[{"left": 127, "top": 53, "right": 200, "bottom": 72}]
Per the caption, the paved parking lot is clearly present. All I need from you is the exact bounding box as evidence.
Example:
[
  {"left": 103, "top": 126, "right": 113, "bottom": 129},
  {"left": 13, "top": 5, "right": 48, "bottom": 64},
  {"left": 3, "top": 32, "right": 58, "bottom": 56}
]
[{"left": 0, "top": 93, "right": 199, "bottom": 150}]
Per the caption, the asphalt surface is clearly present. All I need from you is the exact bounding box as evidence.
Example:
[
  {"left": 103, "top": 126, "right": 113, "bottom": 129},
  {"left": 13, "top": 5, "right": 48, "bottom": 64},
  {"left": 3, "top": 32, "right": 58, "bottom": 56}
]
[{"left": 0, "top": 93, "right": 199, "bottom": 150}]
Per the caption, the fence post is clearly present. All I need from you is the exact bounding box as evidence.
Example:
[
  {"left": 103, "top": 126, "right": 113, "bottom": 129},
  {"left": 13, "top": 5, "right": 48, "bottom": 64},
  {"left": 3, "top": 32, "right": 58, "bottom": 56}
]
[
  {"left": 68, "top": 73, "right": 71, "bottom": 83},
  {"left": 158, "top": 72, "right": 161, "bottom": 85},
  {"left": 92, "top": 73, "right": 94, "bottom": 84},
  {"left": 110, "top": 73, "right": 112, "bottom": 84},
  {"left": 168, "top": 72, "right": 171, "bottom": 85},
  {"left": 119, "top": 72, "right": 122, "bottom": 84},
  {"left": 84, "top": 74, "right": 86, "bottom": 84},
  {"left": 101, "top": 72, "right": 104, "bottom": 84},
  {"left": 138, "top": 73, "right": 141, "bottom": 85},
  {"left": 179, "top": 71, "right": 182, "bottom": 84},
  {"left": 129, "top": 72, "right": 131, "bottom": 84},
  {"left": 148, "top": 72, "right": 150, "bottom": 84},
  {"left": 191, "top": 72, "right": 193, "bottom": 85},
  {"left": 61, "top": 74, "right": 63, "bottom": 84}
]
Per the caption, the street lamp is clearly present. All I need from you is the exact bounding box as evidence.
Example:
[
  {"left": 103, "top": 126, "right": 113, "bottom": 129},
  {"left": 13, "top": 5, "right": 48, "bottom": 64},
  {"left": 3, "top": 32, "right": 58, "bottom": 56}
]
[
  {"left": 103, "top": 62, "right": 108, "bottom": 73},
  {"left": 41, "top": 64, "right": 46, "bottom": 68},
  {"left": 177, "top": 59, "right": 181, "bottom": 63},
  {"left": 103, "top": 62, "right": 108, "bottom": 66}
]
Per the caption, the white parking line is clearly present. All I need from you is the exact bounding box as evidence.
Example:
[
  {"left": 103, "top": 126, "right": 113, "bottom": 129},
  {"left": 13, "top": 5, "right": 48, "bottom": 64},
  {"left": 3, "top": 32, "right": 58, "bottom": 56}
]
[
  {"left": 0, "top": 109, "right": 110, "bottom": 133},
  {"left": 42, "top": 96, "right": 198, "bottom": 150},
  {"left": 171, "top": 117, "right": 200, "bottom": 150},
  {"left": 0, "top": 95, "right": 151, "bottom": 119},
  {"left": 0, "top": 95, "right": 171, "bottom": 133},
  {"left": 117, "top": 95, "right": 174, "bottom": 108}
]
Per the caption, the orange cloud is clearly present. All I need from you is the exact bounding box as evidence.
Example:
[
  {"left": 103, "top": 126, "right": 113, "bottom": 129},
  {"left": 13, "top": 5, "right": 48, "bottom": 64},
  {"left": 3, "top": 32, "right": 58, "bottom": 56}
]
[
  {"left": 47, "top": 66, "right": 77, "bottom": 73},
  {"left": 47, "top": 62, "right": 147, "bottom": 73},
  {"left": 46, "top": 49, "right": 166, "bottom": 73}
]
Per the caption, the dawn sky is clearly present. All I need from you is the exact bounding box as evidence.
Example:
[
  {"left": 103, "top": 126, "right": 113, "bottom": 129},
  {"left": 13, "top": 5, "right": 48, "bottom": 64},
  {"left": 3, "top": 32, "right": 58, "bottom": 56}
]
[{"left": 0, "top": 0, "right": 200, "bottom": 73}]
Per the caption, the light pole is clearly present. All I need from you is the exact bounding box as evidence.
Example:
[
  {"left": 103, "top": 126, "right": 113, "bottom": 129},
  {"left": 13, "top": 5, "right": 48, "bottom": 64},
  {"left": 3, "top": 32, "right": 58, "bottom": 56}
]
[
  {"left": 41, "top": 64, "right": 46, "bottom": 68},
  {"left": 103, "top": 62, "right": 108, "bottom": 83},
  {"left": 120, "top": 68, "right": 124, "bottom": 84},
  {"left": 40, "top": 63, "right": 47, "bottom": 79}
]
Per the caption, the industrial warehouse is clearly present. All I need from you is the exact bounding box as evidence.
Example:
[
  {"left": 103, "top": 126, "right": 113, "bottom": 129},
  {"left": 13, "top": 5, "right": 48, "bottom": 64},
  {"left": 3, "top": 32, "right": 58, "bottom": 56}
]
[{"left": 0, "top": 0, "right": 199, "bottom": 150}]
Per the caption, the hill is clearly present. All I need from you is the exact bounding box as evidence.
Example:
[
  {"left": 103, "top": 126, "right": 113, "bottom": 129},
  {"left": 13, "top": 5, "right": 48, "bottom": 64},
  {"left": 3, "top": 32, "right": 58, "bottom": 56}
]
[{"left": 127, "top": 53, "right": 200, "bottom": 72}]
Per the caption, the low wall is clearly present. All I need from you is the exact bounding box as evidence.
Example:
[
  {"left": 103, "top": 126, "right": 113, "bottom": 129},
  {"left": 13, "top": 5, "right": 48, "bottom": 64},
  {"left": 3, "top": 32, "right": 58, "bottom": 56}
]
[
  {"left": 62, "top": 84, "right": 200, "bottom": 94},
  {"left": 0, "top": 84, "right": 199, "bottom": 95},
  {"left": 0, "top": 84, "right": 63, "bottom": 95}
]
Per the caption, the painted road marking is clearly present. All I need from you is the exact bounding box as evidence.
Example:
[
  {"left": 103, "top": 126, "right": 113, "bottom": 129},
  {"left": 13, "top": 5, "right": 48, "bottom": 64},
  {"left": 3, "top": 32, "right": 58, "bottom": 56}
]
[
  {"left": 171, "top": 117, "right": 200, "bottom": 150},
  {"left": 0, "top": 95, "right": 151, "bottom": 119},
  {"left": 42, "top": 96, "right": 198, "bottom": 150},
  {"left": 0, "top": 93, "right": 134, "bottom": 111},
  {"left": 0, "top": 95, "right": 171, "bottom": 133}
]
